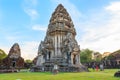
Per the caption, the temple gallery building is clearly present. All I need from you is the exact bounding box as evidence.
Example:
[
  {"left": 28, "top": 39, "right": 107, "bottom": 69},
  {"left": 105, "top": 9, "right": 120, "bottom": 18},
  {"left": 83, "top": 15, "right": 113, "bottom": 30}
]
[{"left": 33, "top": 4, "right": 87, "bottom": 72}]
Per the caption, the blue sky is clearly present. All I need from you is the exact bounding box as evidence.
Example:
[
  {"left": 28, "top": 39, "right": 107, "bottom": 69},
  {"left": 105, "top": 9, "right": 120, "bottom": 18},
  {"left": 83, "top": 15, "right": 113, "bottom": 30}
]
[{"left": 0, "top": 0, "right": 120, "bottom": 60}]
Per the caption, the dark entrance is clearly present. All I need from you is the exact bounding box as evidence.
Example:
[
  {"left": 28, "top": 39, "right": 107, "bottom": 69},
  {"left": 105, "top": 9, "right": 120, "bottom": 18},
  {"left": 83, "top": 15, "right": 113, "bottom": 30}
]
[
  {"left": 73, "top": 55, "right": 76, "bottom": 65},
  {"left": 48, "top": 51, "right": 51, "bottom": 59},
  {"left": 12, "top": 58, "right": 16, "bottom": 68}
]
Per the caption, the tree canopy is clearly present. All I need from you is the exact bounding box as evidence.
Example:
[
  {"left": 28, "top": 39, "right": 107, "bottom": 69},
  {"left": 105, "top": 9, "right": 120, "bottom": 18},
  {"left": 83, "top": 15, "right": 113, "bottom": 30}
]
[
  {"left": 25, "top": 59, "right": 32, "bottom": 63},
  {"left": 0, "top": 49, "right": 7, "bottom": 60},
  {"left": 80, "top": 49, "right": 102, "bottom": 63},
  {"left": 93, "top": 52, "right": 102, "bottom": 62},
  {"left": 80, "top": 49, "right": 93, "bottom": 63}
]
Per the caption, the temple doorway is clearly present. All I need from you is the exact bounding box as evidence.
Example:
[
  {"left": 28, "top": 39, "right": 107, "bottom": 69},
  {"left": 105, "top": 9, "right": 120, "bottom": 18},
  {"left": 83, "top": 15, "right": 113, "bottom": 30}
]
[
  {"left": 48, "top": 51, "right": 51, "bottom": 59},
  {"left": 12, "top": 58, "right": 16, "bottom": 68},
  {"left": 73, "top": 55, "right": 76, "bottom": 65}
]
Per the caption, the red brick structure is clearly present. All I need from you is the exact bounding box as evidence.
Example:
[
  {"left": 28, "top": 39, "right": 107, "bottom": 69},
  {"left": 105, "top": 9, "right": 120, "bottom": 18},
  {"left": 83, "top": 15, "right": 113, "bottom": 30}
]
[{"left": 2, "top": 43, "right": 24, "bottom": 69}]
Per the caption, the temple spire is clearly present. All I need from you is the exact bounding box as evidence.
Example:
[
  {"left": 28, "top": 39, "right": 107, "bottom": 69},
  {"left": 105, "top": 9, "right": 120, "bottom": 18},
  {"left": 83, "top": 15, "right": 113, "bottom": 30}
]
[
  {"left": 48, "top": 4, "right": 76, "bottom": 35},
  {"left": 34, "top": 4, "right": 88, "bottom": 72}
]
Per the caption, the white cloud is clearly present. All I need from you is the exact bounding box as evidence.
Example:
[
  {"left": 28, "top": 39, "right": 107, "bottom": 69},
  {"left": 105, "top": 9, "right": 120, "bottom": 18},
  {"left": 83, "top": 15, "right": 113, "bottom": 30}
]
[
  {"left": 105, "top": 2, "right": 120, "bottom": 15},
  {"left": 24, "top": 0, "right": 38, "bottom": 6},
  {"left": 22, "top": 0, "right": 39, "bottom": 20},
  {"left": 80, "top": 1, "right": 120, "bottom": 53},
  {"left": 24, "top": 8, "right": 39, "bottom": 19},
  {"left": 32, "top": 24, "right": 47, "bottom": 31},
  {"left": 21, "top": 41, "right": 39, "bottom": 60}
]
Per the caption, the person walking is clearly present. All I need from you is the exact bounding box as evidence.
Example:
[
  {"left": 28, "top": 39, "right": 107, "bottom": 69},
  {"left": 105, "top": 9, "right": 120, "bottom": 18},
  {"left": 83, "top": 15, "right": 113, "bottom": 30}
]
[
  {"left": 53, "top": 64, "right": 59, "bottom": 75},
  {"left": 92, "top": 64, "right": 95, "bottom": 71},
  {"left": 100, "top": 64, "right": 104, "bottom": 71},
  {"left": 96, "top": 65, "right": 99, "bottom": 71}
]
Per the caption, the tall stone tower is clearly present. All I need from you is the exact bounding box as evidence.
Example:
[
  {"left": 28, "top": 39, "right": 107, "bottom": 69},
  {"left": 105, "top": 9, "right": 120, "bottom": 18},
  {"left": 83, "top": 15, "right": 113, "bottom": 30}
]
[{"left": 35, "top": 4, "right": 87, "bottom": 72}]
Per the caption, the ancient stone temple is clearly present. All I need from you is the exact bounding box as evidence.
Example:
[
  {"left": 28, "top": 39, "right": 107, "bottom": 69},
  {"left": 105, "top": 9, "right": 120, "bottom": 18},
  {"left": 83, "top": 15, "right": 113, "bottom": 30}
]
[
  {"left": 34, "top": 4, "right": 87, "bottom": 72},
  {"left": 2, "top": 43, "right": 24, "bottom": 69}
]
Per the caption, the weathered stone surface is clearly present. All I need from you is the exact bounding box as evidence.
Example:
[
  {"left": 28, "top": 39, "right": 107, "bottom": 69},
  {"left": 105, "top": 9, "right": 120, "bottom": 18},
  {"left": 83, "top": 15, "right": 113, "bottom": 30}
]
[
  {"left": 2, "top": 43, "right": 24, "bottom": 69},
  {"left": 34, "top": 4, "right": 88, "bottom": 72},
  {"left": 102, "top": 50, "right": 120, "bottom": 69},
  {"left": 114, "top": 71, "right": 120, "bottom": 77},
  {"left": 8, "top": 43, "right": 21, "bottom": 58}
]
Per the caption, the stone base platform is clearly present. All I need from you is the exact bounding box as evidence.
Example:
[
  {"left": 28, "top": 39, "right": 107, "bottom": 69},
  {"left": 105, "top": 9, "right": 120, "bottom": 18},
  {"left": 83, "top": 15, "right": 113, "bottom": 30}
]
[
  {"left": 0, "top": 69, "right": 18, "bottom": 73},
  {"left": 31, "top": 57, "right": 88, "bottom": 72}
]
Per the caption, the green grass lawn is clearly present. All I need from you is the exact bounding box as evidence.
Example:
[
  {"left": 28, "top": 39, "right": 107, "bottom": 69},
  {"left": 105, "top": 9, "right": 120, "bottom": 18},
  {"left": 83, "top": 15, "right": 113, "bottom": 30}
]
[{"left": 0, "top": 69, "right": 119, "bottom": 80}]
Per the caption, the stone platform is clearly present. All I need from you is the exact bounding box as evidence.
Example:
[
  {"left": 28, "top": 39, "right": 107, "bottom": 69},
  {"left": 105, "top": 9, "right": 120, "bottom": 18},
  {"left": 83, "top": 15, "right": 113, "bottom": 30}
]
[{"left": 32, "top": 57, "right": 88, "bottom": 72}]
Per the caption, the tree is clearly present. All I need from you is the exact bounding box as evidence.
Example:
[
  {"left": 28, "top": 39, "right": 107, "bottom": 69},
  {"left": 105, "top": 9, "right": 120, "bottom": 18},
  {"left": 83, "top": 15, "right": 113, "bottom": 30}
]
[
  {"left": 107, "top": 54, "right": 114, "bottom": 60},
  {"left": 0, "top": 49, "right": 7, "bottom": 64},
  {"left": 0, "top": 49, "right": 7, "bottom": 60},
  {"left": 24, "top": 59, "right": 33, "bottom": 69},
  {"left": 93, "top": 52, "right": 102, "bottom": 62},
  {"left": 80, "top": 49, "right": 93, "bottom": 63},
  {"left": 25, "top": 59, "right": 32, "bottom": 63}
]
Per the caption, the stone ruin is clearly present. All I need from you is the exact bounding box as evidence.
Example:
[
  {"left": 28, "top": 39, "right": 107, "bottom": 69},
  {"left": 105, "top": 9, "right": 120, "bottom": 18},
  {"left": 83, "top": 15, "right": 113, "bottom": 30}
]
[
  {"left": 2, "top": 43, "right": 24, "bottom": 69},
  {"left": 33, "top": 4, "right": 88, "bottom": 72},
  {"left": 114, "top": 71, "right": 120, "bottom": 77}
]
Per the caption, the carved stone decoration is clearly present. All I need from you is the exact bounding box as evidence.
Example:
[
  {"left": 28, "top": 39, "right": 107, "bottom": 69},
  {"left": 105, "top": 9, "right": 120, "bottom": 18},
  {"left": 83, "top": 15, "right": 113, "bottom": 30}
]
[
  {"left": 36, "top": 55, "right": 45, "bottom": 66},
  {"left": 8, "top": 43, "right": 21, "bottom": 58},
  {"left": 2, "top": 43, "right": 24, "bottom": 69},
  {"left": 34, "top": 4, "right": 88, "bottom": 72}
]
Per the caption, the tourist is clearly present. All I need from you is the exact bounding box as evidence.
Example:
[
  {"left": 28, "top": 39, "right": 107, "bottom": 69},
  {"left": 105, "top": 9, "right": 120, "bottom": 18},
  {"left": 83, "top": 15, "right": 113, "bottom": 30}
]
[
  {"left": 53, "top": 64, "right": 59, "bottom": 75},
  {"left": 92, "top": 64, "right": 95, "bottom": 71},
  {"left": 42, "top": 66, "right": 44, "bottom": 72},
  {"left": 96, "top": 65, "right": 99, "bottom": 71},
  {"left": 100, "top": 64, "right": 104, "bottom": 71}
]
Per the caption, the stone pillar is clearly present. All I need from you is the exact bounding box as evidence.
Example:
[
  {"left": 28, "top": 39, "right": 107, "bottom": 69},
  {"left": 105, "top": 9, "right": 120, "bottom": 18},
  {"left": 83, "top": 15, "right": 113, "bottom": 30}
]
[
  {"left": 68, "top": 52, "right": 71, "bottom": 64},
  {"left": 71, "top": 54, "right": 73, "bottom": 65},
  {"left": 46, "top": 53, "right": 49, "bottom": 60},
  {"left": 51, "top": 50, "right": 54, "bottom": 59},
  {"left": 58, "top": 35, "right": 61, "bottom": 56},
  {"left": 57, "top": 35, "right": 59, "bottom": 56},
  {"left": 60, "top": 33, "right": 62, "bottom": 49},
  {"left": 55, "top": 35, "right": 57, "bottom": 56},
  {"left": 76, "top": 55, "right": 78, "bottom": 64},
  {"left": 52, "top": 37, "right": 55, "bottom": 57},
  {"left": 77, "top": 54, "right": 81, "bottom": 65},
  {"left": 36, "top": 55, "right": 44, "bottom": 66},
  {"left": 56, "top": 35, "right": 58, "bottom": 56}
]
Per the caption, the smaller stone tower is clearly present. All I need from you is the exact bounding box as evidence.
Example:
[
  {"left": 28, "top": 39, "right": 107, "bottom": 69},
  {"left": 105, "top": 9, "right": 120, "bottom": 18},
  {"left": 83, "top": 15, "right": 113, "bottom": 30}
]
[{"left": 3, "top": 43, "right": 24, "bottom": 69}]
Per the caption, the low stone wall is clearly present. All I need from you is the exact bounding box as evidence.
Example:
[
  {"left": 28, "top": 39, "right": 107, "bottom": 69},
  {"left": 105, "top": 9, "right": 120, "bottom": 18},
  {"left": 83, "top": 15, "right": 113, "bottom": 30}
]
[{"left": 0, "top": 69, "right": 18, "bottom": 73}]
